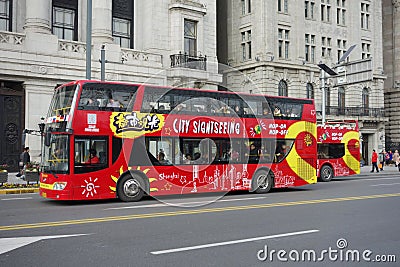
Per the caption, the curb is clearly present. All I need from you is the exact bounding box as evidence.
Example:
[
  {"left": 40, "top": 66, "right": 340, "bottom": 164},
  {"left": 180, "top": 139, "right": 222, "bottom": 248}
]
[{"left": 0, "top": 188, "right": 39, "bottom": 195}]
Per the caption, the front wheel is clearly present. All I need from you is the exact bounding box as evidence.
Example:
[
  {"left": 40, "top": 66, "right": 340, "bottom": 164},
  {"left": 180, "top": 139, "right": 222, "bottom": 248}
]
[
  {"left": 251, "top": 169, "right": 273, "bottom": 193},
  {"left": 117, "top": 174, "right": 145, "bottom": 202},
  {"left": 320, "top": 165, "right": 334, "bottom": 182}
]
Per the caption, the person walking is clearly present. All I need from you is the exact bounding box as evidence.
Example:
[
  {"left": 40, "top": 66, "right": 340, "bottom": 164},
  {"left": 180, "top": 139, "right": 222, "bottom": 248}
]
[
  {"left": 378, "top": 150, "right": 386, "bottom": 171},
  {"left": 16, "top": 148, "right": 26, "bottom": 177},
  {"left": 393, "top": 150, "right": 400, "bottom": 167},
  {"left": 370, "top": 149, "right": 379, "bottom": 173}
]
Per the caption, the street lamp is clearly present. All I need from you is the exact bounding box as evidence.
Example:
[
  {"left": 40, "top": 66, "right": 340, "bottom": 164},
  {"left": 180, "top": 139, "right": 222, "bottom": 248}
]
[{"left": 317, "top": 63, "right": 338, "bottom": 125}]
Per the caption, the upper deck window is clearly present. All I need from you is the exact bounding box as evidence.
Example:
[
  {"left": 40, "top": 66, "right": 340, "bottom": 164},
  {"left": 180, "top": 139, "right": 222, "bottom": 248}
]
[
  {"left": 140, "top": 86, "right": 308, "bottom": 120},
  {"left": 78, "top": 83, "right": 138, "bottom": 112},
  {"left": 48, "top": 85, "right": 77, "bottom": 117}
]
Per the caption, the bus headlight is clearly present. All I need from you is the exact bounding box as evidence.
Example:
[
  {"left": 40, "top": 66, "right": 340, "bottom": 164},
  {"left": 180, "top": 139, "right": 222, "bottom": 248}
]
[{"left": 53, "top": 182, "right": 67, "bottom": 190}]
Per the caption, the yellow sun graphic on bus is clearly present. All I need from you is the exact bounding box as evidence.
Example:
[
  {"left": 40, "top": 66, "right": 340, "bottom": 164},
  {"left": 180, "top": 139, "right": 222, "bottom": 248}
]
[
  {"left": 109, "top": 166, "right": 158, "bottom": 192},
  {"left": 304, "top": 133, "right": 313, "bottom": 147}
]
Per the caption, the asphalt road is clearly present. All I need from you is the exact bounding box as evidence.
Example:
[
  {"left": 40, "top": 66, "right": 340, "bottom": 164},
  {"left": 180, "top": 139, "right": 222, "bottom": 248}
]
[{"left": 0, "top": 167, "right": 399, "bottom": 267}]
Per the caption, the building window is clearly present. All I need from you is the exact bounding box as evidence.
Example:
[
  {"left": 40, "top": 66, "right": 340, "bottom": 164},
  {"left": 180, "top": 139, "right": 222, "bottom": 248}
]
[
  {"left": 361, "top": 2, "right": 370, "bottom": 29},
  {"left": 278, "top": 28, "right": 290, "bottom": 59},
  {"left": 278, "top": 0, "right": 288, "bottom": 13},
  {"left": 184, "top": 20, "right": 198, "bottom": 57},
  {"left": 361, "top": 42, "right": 371, "bottom": 59},
  {"left": 241, "top": 0, "right": 251, "bottom": 15},
  {"left": 306, "top": 83, "right": 314, "bottom": 99},
  {"left": 321, "top": 36, "right": 332, "bottom": 58},
  {"left": 336, "top": 0, "right": 346, "bottom": 25},
  {"left": 113, "top": 18, "right": 131, "bottom": 48},
  {"left": 305, "top": 34, "right": 315, "bottom": 63},
  {"left": 278, "top": 80, "right": 288, "bottom": 96},
  {"left": 337, "top": 39, "right": 347, "bottom": 62},
  {"left": 52, "top": 0, "right": 78, "bottom": 41},
  {"left": 325, "top": 87, "right": 331, "bottom": 107},
  {"left": 362, "top": 87, "right": 369, "bottom": 111},
  {"left": 112, "top": 0, "right": 134, "bottom": 48},
  {"left": 241, "top": 30, "right": 252, "bottom": 61},
  {"left": 305, "top": 1, "right": 315, "bottom": 19},
  {"left": 338, "top": 86, "right": 345, "bottom": 114},
  {"left": 321, "top": 0, "right": 331, "bottom": 22},
  {"left": 0, "top": 0, "right": 11, "bottom": 31}
]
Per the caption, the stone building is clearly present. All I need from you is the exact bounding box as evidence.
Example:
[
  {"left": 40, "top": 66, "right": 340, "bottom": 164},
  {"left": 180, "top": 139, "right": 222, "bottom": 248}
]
[
  {"left": 382, "top": 0, "right": 400, "bottom": 152},
  {"left": 218, "top": 0, "right": 386, "bottom": 164},
  {"left": 0, "top": 0, "right": 221, "bottom": 170}
]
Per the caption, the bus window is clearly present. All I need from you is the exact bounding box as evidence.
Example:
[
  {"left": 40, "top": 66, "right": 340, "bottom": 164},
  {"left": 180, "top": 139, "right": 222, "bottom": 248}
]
[
  {"left": 275, "top": 140, "right": 294, "bottom": 163},
  {"left": 74, "top": 136, "right": 108, "bottom": 174},
  {"left": 146, "top": 137, "right": 173, "bottom": 165},
  {"left": 42, "top": 134, "right": 70, "bottom": 173},
  {"left": 317, "top": 143, "right": 345, "bottom": 159},
  {"left": 79, "top": 83, "right": 137, "bottom": 111}
]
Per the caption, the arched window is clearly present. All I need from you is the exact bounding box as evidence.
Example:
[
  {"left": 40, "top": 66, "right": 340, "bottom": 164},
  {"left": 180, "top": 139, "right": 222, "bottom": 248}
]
[
  {"left": 306, "top": 83, "right": 314, "bottom": 99},
  {"left": 338, "top": 86, "right": 345, "bottom": 115},
  {"left": 278, "top": 80, "right": 288, "bottom": 96}
]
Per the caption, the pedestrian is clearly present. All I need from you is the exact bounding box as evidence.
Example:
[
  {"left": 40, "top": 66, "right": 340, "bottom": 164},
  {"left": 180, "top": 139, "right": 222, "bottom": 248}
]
[
  {"left": 393, "top": 150, "right": 400, "bottom": 167},
  {"left": 378, "top": 150, "right": 386, "bottom": 171},
  {"left": 370, "top": 149, "right": 379, "bottom": 173},
  {"left": 16, "top": 147, "right": 26, "bottom": 177},
  {"left": 19, "top": 147, "right": 31, "bottom": 179},
  {"left": 387, "top": 150, "right": 393, "bottom": 165}
]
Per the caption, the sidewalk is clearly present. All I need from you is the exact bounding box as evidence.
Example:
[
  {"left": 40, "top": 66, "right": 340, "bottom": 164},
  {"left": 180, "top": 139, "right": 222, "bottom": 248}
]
[
  {"left": 0, "top": 172, "right": 39, "bottom": 195},
  {"left": 359, "top": 164, "right": 400, "bottom": 175}
]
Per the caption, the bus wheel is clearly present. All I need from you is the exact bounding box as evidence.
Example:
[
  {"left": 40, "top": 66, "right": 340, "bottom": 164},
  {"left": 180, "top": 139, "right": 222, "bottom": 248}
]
[
  {"left": 117, "top": 174, "right": 145, "bottom": 202},
  {"left": 251, "top": 170, "right": 273, "bottom": 194},
  {"left": 320, "top": 165, "right": 334, "bottom": 182}
]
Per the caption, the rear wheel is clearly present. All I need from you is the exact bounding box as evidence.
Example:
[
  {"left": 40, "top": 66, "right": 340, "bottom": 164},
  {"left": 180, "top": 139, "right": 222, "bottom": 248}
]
[
  {"left": 320, "top": 165, "right": 334, "bottom": 182},
  {"left": 117, "top": 174, "right": 145, "bottom": 202},
  {"left": 251, "top": 169, "right": 273, "bottom": 193}
]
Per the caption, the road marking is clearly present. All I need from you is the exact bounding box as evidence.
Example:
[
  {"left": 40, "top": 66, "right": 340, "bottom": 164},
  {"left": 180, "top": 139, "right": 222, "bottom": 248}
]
[
  {"left": 0, "top": 234, "right": 89, "bottom": 255},
  {"left": 370, "top": 183, "right": 400, "bottom": 187},
  {"left": 1, "top": 197, "right": 33, "bottom": 201},
  {"left": 105, "top": 197, "right": 266, "bottom": 210},
  {"left": 151, "top": 229, "right": 319, "bottom": 255},
  {"left": 0, "top": 193, "right": 399, "bottom": 232}
]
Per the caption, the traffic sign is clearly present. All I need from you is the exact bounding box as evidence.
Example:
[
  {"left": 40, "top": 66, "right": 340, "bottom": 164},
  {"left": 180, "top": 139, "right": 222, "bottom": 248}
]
[{"left": 333, "top": 58, "right": 372, "bottom": 86}]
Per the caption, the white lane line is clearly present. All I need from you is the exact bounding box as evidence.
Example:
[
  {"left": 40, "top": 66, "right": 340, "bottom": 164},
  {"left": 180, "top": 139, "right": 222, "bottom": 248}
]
[
  {"left": 0, "top": 234, "right": 90, "bottom": 255},
  {"left": 151, "top": 229, "right": 319, "bottom": 255},
  {"left": 1, "top": 197, "right": 33, "bottom": 201},
  {"left": 370, "top": 183, "right": 400, "bottom": 187},
  {"left": 105, "top": 197, "right": 266, "bottom": 210}
]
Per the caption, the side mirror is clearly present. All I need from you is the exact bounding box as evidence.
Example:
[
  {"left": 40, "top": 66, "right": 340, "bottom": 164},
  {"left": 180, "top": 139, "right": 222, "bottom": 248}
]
[{"left": 44, "top": 132, "right": 51, "bottom": 147}]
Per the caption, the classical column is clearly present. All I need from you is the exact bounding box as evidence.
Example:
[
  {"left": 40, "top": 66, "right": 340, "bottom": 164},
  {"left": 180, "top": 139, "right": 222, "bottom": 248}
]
[
  {"left": 393, "top": 0, "right": 400, "bottom": 85},
  {"left": 92, "top": 0, "right": 114, "bottom": 44},
  {"left": 23, "top": 0, "right": 51, "bottom": 33}
]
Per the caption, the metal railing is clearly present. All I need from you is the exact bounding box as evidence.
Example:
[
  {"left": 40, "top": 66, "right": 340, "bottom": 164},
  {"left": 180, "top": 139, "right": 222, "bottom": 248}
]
[
  {"left": 170, "top": 52, "right": 207, "bottom": 71},
  {"left": 325, "top": 106, "right": 385, "bottom": 117}
]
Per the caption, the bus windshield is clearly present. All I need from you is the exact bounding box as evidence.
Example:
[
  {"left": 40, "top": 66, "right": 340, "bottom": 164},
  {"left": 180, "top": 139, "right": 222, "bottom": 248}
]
[
  {"left": 48, "top": 85, "right": 77, "bottom": 117},
  {"left": 42, "top": 134, "right": 69, "bottom": 173}
]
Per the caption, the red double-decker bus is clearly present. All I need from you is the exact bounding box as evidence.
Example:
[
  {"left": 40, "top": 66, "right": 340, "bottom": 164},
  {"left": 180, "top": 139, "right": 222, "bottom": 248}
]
[
  {"left": 39, "top": 80, "right": 317, "bottom": 201},
  {"left": 317, "top": 120, "right": 361, "bottom": 181}
]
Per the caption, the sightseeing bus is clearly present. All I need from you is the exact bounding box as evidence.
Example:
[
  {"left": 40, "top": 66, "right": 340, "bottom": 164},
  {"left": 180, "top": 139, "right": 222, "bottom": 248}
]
[
  {"left": 317, "top": 120, "right": 361, "bottom": 182},
  {"left": 39, "top": 80, "right": 317, "bottom": 201}
]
